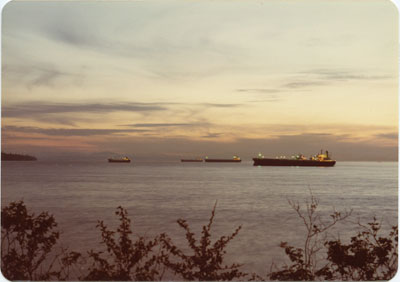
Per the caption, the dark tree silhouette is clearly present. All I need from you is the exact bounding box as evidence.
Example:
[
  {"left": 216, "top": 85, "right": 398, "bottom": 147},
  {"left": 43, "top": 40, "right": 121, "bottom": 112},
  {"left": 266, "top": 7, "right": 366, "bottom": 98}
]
[
  {"left": 269, "top": 193, "right": 352, "bottom": 280},
  {"left": 160, "top": 202, "right": 251, "bottom": 281},
  {"left": 323, "top": 218, "right": 398, "bottom": 280},
  {"left": 269, "top": 193, "right": 397, "bottom": 281},
  {"left": 1, "top": 201, "right": 81, "bottom": 280},
  {"left": 82, "top": 206, "right": 165, "bottom": 281},
  {"left": 2, "top": 199, "right": 397, "bottom": 281}
]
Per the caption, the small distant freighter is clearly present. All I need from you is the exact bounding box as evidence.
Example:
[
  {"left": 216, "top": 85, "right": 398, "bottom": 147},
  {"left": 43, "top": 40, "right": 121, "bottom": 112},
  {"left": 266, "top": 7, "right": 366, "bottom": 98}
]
[
  {"left": 204, "top": 156, "right": 242, "bottom": 163},
  {"left": 253, "top": 150, "right": 336, "bottom": 167},
  {"left": 108, "top": 156, "right": 131, "bottom": 163},
  {"left": 181, "top": 159, "right": 203, "bottom": 162}
]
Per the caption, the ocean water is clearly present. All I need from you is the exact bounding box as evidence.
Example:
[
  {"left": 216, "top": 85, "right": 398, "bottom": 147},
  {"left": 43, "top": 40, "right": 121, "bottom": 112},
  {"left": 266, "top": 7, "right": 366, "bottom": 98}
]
[{"left": 1, "top": 160, "right": 397, "bottom": 277}]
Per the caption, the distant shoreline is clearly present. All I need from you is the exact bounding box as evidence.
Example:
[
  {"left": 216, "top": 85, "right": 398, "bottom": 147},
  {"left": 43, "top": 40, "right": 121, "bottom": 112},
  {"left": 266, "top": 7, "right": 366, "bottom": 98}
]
[{"left": 1, "top": 152, "right": 37, "bottom": 161}]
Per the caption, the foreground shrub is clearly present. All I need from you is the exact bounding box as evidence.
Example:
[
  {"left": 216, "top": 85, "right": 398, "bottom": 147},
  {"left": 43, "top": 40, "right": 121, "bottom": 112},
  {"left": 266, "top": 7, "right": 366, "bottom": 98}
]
[
  {"left": 1, "top": 201, "right": 81, "bottom": 280},
  {"left": 160, "top": 202, "right": 250, "bottom": 281},
  {"left": 2, "top": 199, "right": 397, "bottom": 281},
  {"left": 269, "top": 193, "right": 397, "bottom": 281},
  {"left": 323, "top": 218, "right": 398, "bottom": 280},
  {"left": 82, "top": 206, "right": 165, "bottom": 281}
]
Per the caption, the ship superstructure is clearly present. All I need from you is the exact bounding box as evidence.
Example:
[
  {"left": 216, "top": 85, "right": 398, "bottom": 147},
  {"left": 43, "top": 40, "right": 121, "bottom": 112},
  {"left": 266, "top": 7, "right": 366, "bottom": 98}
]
[{"left": 108, "top": 157, "right": 131, "bottom": 163}]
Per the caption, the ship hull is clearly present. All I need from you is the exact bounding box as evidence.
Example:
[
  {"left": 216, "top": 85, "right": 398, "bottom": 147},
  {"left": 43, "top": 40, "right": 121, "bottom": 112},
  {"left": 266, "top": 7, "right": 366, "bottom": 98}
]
[
  {"left": 253, "top": 158, "right": 335, "bottom": 167},
  {"left": 205, "top": 159, "right": 241, "bottom": 163},
  {"left": 108, "top": 159, "right": 131, "bottom": 163}
]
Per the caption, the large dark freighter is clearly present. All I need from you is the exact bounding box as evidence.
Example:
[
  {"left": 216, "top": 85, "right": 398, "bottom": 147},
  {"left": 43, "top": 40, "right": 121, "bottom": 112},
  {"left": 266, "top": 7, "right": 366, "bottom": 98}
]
[{"left": 253, "top": 150, "right": 336, "bottom": 167}]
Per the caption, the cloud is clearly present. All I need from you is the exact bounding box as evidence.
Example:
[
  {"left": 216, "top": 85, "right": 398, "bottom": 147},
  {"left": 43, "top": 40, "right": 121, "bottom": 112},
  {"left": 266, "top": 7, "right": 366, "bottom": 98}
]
[
  {"left": 202, "top": 133, "right": 222, "bottom": 138},
  {"left": 246, "top": 98, "right": 281, "bottom": 103},
  {"left": 3, "top": 101, "right": 168, "bottom": 119},
  {"left": 303, "top": 69, "right": 393, "bottom": 81},
  {"left": 236, "top": 89, "right": 284, "bottom": 102},
  {"left": 3, "top": 64, "right": 85, "bottom": 89},
  {"left": 30, "top": 67, "right": 65, "bottom": 87},
  {"left": 283, "top": 81, "right": 326, "bottom": 89},
  {"left": 32, "top": 6, "right": 242, "bottom": 82},
  {"left": 375, "top": 133, "right": 398, "bottom": 140},
  {"left": 45, "top": 24, "right": 100, "bottom": 48},
  {"left": 258, "top": 123, "right": 395, "bottom": 136},
  {"left": 2, "top": 101, "right": 244, "bottom": 128},
  {"left": 3, "top": 125, "right": 148, "bottom": 137},
  {"left": 236, "top": 68, "right": 394, "bottom": 97},
  {"left": 200, "top": 103, "right": 240, "bottom": 108},
  {"left": 29, "top": 115, "right": 79, "bottom": 126},
  {"left": 3, "top": 101, "right": 242, "bottom": 120},
  {"left": 125, "top": 122, "right": 210, "bottom": 128},
  {"left": 236, "top": 67, "right": 394, "bottom": 99},
  {"left": 236, "top": 88, "right": 282, "bottom": 94},
  {"left": 276, "top": 68, "right": 394, "bottom": 90}
]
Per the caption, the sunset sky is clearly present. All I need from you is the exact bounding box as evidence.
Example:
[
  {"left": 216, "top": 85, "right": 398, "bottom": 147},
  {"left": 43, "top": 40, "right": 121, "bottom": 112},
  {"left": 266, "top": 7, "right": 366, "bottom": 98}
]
[{"left": 2, "top": 0, "right": 398, "bottom": 161}]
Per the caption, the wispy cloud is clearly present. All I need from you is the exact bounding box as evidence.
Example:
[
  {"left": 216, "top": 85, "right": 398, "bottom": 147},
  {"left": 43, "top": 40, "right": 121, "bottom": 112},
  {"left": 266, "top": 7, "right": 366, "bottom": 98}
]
[
  {"left": 275, "top": 68, "right": 394, "bottom": 91},
  {"left": 375, "top": 132, "right": 398, "bottom": 140},
  {"left": 3, "top": 126, "right": 148, "bottom": 137},
  {"left": 236, "top": 68, "right": 391, "bottom": 96},
  {"left": 200, "top": 103, "right": 240, "bottom": 108},
  {"left": 302, "top": 69, "right": 393, "bottom": 81},
  {"left": 30, "top": 67, "right": 67, "bottom": 87},
  {"left": 202, "top": 133, "right": 222, "bottom": 138},
  {"left": 236, "top": 88, "right": 282, "bottom": 94},
  {"left": 33, "top": 6, "right": 243, "bottom": 82},
  {"left": 282, "top": 81, "right": 326, "bottom": 89},
  {"left": 3, "top": 101, "right": 168, "bottom": 118},
  {"left": 3, "top": 64, "right": 85, "bottom": 89},
  {"left": 245, "top": 96, "right": 282, "bottom": 103},
  {"left": 45, "top": 23, "right": 101, "bottom": 49},
  {"left": 125, "top": 122, "right": 210, "bottom": 128}
]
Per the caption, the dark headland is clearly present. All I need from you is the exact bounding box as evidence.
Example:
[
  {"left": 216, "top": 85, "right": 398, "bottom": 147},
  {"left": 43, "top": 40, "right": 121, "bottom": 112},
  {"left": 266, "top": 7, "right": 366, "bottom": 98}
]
[{"left": 2, "top": 152, "right": 37, "bottom": 161}]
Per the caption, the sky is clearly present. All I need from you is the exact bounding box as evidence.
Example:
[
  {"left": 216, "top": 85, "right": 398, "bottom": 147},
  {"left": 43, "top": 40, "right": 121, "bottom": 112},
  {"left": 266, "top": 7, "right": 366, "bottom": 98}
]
[{"left": 1, "top": 0, "right": 398, "bottom": 161}]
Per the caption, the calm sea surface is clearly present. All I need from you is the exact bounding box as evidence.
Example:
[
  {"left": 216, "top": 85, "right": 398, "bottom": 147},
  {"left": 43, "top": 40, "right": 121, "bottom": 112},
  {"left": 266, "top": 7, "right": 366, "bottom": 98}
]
[{"left": 1, "top": 161, "right": 398, "bottom": 277}]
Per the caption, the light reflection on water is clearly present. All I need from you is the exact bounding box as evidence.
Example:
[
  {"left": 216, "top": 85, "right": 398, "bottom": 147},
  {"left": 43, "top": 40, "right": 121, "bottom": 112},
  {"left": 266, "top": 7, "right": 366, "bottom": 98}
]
[{"left": 1, "top": 161, "right": 397, "bottom": 276}]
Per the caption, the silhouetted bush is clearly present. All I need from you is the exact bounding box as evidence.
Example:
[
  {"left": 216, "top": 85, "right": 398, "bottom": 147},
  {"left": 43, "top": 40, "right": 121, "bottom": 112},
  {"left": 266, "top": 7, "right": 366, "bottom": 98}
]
[
  {"left": 2, "top": 199, "right": 397, "bottom": 281},
  {"left": 323, "top": 218, "right": 398, "bottom": 280},
  {"left": 269, "top": 193, "right": 398, "bottom": 281},
  {"left": 82, "top": 206, "right": 165, "bottom": 281},
  {"left": 1, "top": 201, "right": 81, "bottom": 280},
  {"left": 160, "top": 202, "right": 251, "bottom": 281}
]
